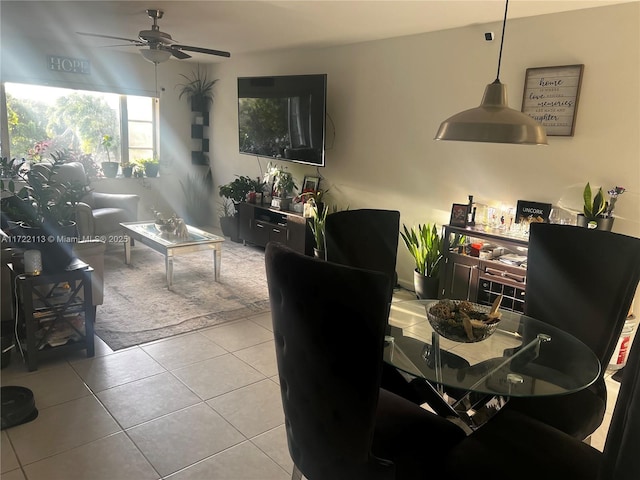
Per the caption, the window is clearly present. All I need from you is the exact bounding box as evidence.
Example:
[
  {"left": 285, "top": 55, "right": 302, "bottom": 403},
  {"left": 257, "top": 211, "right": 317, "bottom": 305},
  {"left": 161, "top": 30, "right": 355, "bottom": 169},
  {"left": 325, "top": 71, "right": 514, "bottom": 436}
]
[{"left": 2, "top": 83, "right": 157, "bottom": 173}]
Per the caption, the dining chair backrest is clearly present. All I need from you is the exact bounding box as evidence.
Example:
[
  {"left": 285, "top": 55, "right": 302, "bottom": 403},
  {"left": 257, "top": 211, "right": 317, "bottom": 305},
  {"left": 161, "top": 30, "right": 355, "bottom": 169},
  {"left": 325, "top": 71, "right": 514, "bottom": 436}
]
[
  {"left": 525, "top": 223, "right": 640, "bottom": 365},
  {"left": 265, "top": 242, "right": 394, "bottom": 479},
  {"left": 599, "top": 334, "right": 640, "bottom": 479},
  {"left": 324, "top": 209, "right": 400, "bottom": 309}
]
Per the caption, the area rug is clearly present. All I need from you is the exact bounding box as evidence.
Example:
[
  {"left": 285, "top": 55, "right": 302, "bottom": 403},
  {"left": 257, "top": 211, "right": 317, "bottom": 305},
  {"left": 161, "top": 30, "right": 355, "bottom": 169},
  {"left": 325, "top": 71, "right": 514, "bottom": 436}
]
[{"left": 95, "top": 240, "right": 270, "bottom": 350}]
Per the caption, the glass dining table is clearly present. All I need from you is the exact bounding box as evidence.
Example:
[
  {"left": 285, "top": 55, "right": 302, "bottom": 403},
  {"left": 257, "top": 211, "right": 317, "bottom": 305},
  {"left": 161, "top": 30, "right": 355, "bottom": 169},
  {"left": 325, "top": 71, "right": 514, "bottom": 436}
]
[{"left": 384, "top": 299, "right": 601, "bottom": 430}]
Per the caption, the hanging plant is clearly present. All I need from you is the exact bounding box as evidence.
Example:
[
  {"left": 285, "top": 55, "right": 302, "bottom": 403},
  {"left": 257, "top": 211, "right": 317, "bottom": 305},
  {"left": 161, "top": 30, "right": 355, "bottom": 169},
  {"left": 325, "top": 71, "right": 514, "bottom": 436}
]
[{"left": 176, "top": 64, "right": 218, "bottom": 111}]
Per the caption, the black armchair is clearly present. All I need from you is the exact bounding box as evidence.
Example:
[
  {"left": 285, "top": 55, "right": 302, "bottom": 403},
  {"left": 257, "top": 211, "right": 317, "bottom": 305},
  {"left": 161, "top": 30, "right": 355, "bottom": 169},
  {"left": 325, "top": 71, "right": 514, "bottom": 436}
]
[
  {"left": 444, "top": 323, "right": 640, "bottom": 480},
  {"left": 500, "top": 223, "right": 640, "bottom": 440},
  {"left": 265, "top": 243, "right": 465, "bottom": 480}
]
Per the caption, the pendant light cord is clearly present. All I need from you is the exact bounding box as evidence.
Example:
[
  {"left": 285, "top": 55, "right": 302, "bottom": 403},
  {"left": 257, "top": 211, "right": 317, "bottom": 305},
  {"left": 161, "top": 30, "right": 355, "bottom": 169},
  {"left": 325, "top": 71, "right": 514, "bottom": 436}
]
[{"left": 495, "top": 0, "right": 509, "bottom": 82}]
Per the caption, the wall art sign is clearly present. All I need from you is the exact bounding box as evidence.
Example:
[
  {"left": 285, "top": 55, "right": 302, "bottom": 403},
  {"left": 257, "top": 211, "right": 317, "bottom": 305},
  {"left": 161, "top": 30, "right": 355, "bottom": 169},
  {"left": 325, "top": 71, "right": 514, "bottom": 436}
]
[
  {"left": 515, "top": 200, "right": 552, "bottom": 224},
  {"left": 47, "top": 55, "right": 91, "bottom": 74},
  {"left": 521, "top": 64, "right": 584, "bottom": 136}
]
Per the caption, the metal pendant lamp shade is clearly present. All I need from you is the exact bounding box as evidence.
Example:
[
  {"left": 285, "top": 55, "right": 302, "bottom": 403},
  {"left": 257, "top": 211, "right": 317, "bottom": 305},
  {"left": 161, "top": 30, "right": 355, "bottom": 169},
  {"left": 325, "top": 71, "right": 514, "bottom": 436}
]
[{"left": 435, "top": 0, "right": 547, "bottom": 145}]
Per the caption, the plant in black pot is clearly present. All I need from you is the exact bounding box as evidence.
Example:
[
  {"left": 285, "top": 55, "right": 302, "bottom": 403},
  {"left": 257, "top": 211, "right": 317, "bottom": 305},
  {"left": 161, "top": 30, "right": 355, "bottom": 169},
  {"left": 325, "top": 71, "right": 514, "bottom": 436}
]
[
  {"left": 578, "top": 182, "right": 625, "bottom": 231},
  {"left": 177, "top": 64, "right": 218, "bottom": 112},
  {"left": 308, "top": 199, "right": 328, "bottom": 259},
  {"left": 401, "top": 223, "right": 444, "bottom": 299},
  {"left": 138, "top": 157, "right": 160, "bottom": 178},
  {"left": 218, "top": 175, "right": 260, "bottom": 242},
  {"left": 100, "top": 134, "right": 119, "bottom": 178},
  {"left": 0, "top": 157, "right": 92, "bottom": 272},
  {"left": 180, "top": 173, "right": 212, "bottom": 226}
]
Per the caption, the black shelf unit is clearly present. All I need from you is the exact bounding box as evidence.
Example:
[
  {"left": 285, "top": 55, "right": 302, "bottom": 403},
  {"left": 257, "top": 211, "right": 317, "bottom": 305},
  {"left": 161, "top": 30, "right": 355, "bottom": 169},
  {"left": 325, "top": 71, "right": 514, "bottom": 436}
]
[
  {"left": 440, "top": 224, "right": 529, "bottom": 313},
  {"left": 191, "top": 108, "right": 209, "bottom": 165},
  {"left": 11, "top": 266, "right": 95, "bottom": 371}
]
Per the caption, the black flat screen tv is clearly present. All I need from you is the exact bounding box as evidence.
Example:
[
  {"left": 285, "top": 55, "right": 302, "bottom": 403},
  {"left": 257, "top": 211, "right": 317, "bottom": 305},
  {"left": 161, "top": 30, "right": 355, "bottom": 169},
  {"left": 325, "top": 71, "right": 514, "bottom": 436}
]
[{"left": 237, "top": 74, "right": 327, "bottom": 166}]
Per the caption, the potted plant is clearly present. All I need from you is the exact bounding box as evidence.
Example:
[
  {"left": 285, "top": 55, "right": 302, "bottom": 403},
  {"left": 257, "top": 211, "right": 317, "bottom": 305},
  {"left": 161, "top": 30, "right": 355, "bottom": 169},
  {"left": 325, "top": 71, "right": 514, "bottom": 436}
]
[
  {"left": 0, "top": 156, "right": 92, "bottom": 272},
  {"left": 138, "top": 157, "right": 160, "bottom": 178},
  {"left": 177, "top": 64, "right": 218, "bottom": 112},
  {"left": 577, "top": 182, "right": 624, "bottom": 231},
  {"left": 180, "top": 173, "right": 211, "bottom": 226},
  {"left": 263, "top": 163, "right": 297, "bottom": 210},
  {"left": 121, "top": 162, "right": 134, "bottom": 178},
  {"left": 100, "top": 134, "right": 119, "bottom": 178},
  {"left": 309, "top": 199, "right": 329, "bottom": 259},
  {"left": 218, "top": 175, "right": 259, "bottom": 241},
  {"left": 401, "top": 223, "right": 444, "bottom": 299}
]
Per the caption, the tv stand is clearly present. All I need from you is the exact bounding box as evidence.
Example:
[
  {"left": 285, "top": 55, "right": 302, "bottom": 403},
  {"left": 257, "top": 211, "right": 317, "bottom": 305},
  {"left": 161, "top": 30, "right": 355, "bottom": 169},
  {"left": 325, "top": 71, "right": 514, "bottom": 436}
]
[{"left": 237, "top": 202, "right": 313, "bottom": 255}]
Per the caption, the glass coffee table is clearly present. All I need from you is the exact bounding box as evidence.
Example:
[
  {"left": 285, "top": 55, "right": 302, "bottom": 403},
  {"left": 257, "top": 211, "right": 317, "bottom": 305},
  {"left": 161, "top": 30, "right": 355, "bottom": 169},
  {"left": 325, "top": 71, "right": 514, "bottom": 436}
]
[{"left": 120, "top": 221, "right": 225, "bottom": 290}]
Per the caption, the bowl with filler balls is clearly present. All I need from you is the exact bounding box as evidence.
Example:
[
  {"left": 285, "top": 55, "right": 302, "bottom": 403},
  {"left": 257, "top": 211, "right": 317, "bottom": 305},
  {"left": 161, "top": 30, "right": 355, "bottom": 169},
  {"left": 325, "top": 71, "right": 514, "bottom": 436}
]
[{"left": 426, "top": 297, "right": 503, "bottom": 343}]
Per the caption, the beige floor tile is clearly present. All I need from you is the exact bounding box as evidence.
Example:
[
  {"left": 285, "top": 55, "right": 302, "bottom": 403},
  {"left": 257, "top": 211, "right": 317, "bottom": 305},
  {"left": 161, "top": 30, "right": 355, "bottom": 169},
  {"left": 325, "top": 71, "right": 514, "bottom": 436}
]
[
  {"left": 252, "top": 425, "right": 294, "bottom": 474},
  {"left": 6, "top": 395, "right": 120, "bottom": 465},
  {"left": 166, "top": 441, "right": 289, "bottom": 480},
  {"left": 233, "top": 340, "right": 278, "bottom": 377},
  {"left": 141, "top": 332, "right": 227, "bottom": 370},
  {"left": 1, "top": 431, "right": 20, "bottom": 473},
  {"left": 1, "top": 364, "right": 91, "bottom": 409},
  {"left": 96, "top": 371, "right": 200, "bottom": 428},
  {"left": 22, "top": 432, "right": 159, "bottom": 480},
  {"left": 172, "top": 353, "right": 264, "bottom": 400},
  {"left": 207, "top": 379, "right": 284, "bottom": 438},
  {"left": 71, "top": 347, "right": 165, "bottom": 392},
  {"left": 248, "top": 311, "right": 273, "bottom": 332},
  {"left": 126, "top": 403, "right": 244, "bottom": 477},
  {"left": 201, "top": 320, "right": 273, "bottom": 352},
  {"left": 0, "top": 469, "right": 26, "bottom": 480}
]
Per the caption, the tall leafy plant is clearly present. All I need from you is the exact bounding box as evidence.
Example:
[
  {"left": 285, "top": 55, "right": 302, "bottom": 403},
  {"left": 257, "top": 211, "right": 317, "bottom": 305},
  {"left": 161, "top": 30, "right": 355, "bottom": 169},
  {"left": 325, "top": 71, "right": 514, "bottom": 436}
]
[
  {"left": 582, "top": 182, "right": 607, "bottom": 220},
  {"left": 400, "top": 223, "right": 443, "bottom": 278}
]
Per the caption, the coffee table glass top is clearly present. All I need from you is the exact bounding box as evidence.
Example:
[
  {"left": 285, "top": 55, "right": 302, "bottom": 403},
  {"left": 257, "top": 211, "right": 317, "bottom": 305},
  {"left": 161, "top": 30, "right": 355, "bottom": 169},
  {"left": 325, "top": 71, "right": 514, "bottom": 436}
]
[
  {"left": 121, "top": 221, "right": 224, "bottom": 246},
  {"left": 385, "top": 299, "right": 601, "bottom": 398}
]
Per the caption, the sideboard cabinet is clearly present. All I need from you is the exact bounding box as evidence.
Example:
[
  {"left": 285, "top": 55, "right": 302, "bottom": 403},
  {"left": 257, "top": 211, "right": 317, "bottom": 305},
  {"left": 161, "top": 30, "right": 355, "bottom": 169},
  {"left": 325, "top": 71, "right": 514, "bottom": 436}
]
[
  {"left": 237, "top": 202, "right": 313, "bottom": 255},
  {"left": 439, "top": 225, "right": 529, "bottom": 313}
]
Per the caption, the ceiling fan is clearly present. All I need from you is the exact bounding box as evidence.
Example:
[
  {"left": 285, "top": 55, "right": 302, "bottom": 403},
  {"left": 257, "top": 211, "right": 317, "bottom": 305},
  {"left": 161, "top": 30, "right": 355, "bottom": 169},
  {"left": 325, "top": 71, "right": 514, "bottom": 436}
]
[{"left": 77, "top": 9, "right": 230, "bottom": 64}]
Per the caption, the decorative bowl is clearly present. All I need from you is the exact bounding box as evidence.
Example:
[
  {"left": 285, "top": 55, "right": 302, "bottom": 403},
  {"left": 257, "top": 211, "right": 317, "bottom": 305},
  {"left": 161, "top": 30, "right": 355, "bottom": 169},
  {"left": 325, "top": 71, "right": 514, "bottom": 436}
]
[
  {"left": 154, "top": 220, "right": 176, "bottom": 234},
  {"left": 426, "top": 300, "right": 500, "bottom": 343}
]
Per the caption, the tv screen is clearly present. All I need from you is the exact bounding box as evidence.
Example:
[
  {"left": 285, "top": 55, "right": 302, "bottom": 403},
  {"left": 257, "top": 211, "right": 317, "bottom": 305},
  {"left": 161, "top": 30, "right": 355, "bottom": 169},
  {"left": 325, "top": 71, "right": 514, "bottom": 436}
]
[{"left": 238, "top": 74, "right": 327, "bottom": 166}]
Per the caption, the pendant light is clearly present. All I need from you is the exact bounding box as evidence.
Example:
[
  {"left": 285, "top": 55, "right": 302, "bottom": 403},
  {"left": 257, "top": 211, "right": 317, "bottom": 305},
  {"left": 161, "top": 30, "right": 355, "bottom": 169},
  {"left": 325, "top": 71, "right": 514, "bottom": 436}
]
[{"left": 435, "top": 0, "right": 547, "bottom": 145}]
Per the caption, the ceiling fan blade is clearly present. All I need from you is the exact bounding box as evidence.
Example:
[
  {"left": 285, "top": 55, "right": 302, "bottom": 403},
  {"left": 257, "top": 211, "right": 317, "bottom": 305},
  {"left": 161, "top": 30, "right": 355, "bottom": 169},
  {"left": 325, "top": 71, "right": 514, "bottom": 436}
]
[
  {"left": 77, "top": 31, "right": 144, "bottom": 45},
  {"left": 169, "top": 48, "right": 191, "bottom": 60},
  {"left": 173, "top": 45, "right": 231, "bottom": 58}
]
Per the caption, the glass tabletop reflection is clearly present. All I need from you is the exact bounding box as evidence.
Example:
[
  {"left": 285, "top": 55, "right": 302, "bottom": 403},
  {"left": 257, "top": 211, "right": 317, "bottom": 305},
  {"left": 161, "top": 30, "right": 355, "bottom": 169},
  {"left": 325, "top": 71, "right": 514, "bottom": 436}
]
[{"left": 384, "top": 299, "right": 601, "bottom": 398}]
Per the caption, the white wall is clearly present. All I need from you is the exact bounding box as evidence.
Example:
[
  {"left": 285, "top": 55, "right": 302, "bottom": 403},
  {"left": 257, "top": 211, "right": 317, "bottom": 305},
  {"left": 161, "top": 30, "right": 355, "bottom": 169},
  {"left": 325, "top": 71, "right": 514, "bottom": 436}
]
[
  {"left": 2, "top": 3, "right": 639, "bottom": 291},
  {"left": 209, "top": 2, "right": 640, "bottom": 289}
]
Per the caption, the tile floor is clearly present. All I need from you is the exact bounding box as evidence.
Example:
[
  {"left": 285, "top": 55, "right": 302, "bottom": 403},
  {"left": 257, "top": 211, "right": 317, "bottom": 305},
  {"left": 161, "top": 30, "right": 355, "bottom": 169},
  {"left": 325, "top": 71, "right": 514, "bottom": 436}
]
[
  {"left": 1, "top": 311, "right": 292, "bottom": 480},
  {"left": 1, "top": 290, "right": 620, "bottom": 479}
]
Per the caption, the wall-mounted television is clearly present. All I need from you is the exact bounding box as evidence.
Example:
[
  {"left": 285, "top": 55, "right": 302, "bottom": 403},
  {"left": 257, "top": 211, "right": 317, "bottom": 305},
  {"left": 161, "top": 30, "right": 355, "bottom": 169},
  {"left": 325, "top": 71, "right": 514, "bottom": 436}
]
[{"left": 237, "top": 74, "right": 327, "bottom": 167}]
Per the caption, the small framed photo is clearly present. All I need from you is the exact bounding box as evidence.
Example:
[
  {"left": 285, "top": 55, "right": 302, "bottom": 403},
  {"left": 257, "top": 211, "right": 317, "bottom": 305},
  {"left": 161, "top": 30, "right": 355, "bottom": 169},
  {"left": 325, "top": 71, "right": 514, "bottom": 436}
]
[
  {"left": 302, "top": 175, "right": 320, "bottom": 193},
  {"left": 450, "top": 203, "right": 469, "bottom": 227}
]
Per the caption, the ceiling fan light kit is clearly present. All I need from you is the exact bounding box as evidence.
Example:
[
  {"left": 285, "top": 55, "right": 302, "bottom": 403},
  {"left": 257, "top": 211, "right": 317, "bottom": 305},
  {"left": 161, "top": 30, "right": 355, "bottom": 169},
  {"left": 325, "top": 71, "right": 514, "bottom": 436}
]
[
  {"left": 77, "top": 9, "right": 230, "bottom": 63},
  {"left": 140, "top": 47, "right": 171, "bottom": 64},
  {"left": 435, "top": 0, "right": 547, "bottom": 145}
]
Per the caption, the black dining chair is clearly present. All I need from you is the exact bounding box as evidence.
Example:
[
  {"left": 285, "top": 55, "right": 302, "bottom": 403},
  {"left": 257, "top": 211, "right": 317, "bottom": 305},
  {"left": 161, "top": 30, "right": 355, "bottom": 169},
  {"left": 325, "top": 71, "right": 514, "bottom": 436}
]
[
  {"left": 265, "top": 242, "right": 465, "bottom": 480},
  {"left": 444, "top": 323, "right": 640, "bottom": 480},
  {"left": 324, "top": 208, "right": 401, "bottom": 310},
  {"left": 501, "top": 222, "right": 640, "bottom": 440}
]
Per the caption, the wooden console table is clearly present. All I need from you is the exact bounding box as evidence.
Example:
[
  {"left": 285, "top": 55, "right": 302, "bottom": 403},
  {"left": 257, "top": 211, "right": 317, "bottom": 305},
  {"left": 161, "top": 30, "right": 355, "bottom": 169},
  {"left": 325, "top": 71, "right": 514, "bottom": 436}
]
[{"left": 238, "top": 202, "right": 314, "bottom": 255}]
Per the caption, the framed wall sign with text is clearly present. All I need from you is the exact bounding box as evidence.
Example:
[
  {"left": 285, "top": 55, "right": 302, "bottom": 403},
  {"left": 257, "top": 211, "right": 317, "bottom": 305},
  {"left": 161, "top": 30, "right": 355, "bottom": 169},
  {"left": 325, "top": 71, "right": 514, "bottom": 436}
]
[{"left": 521, "top": 64, "right": 584, "bottom": 136}]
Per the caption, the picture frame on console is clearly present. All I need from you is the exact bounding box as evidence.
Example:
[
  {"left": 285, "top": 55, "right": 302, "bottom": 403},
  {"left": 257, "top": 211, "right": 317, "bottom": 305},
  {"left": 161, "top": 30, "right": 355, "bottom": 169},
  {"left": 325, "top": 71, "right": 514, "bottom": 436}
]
[
  {"left": 450, "top": 204, "right": 469, "bottom": 227},
  {"left": 302, "top": 175, "right": 320, "bottom": 193}
]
